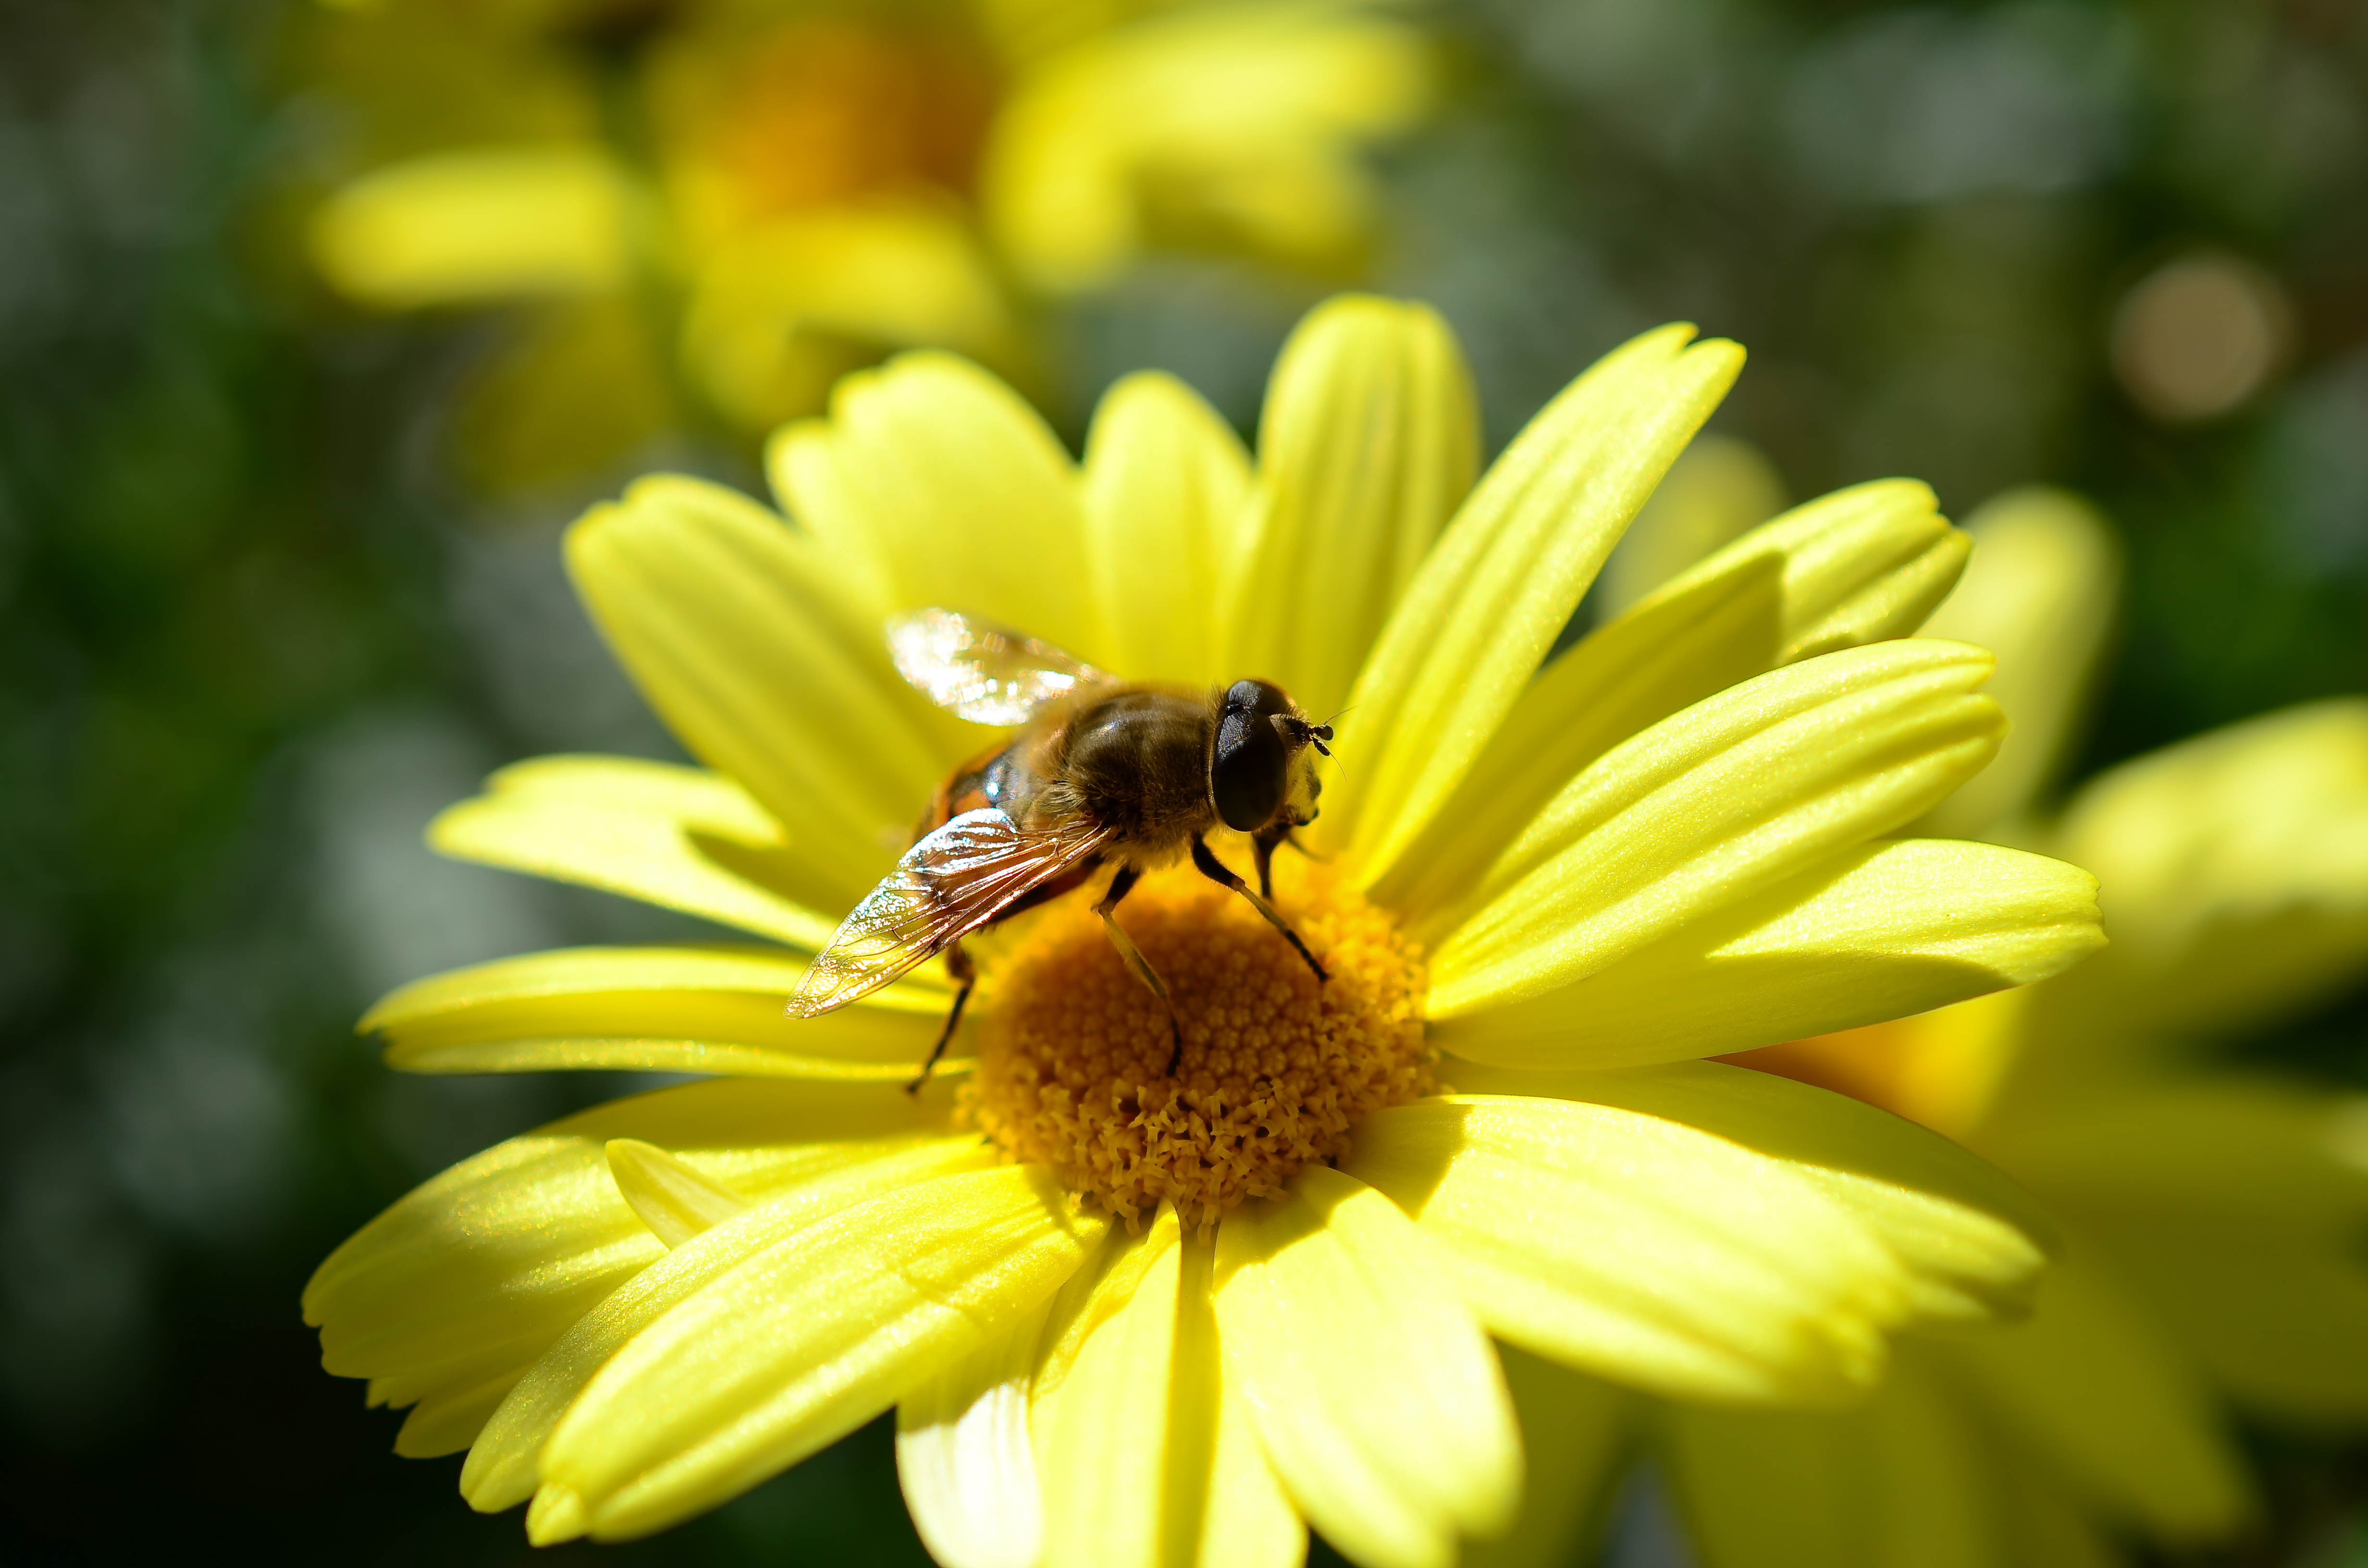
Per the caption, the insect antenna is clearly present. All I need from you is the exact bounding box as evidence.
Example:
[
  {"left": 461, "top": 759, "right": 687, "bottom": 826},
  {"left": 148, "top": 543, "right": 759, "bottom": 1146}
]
[{"left": 1283, "top": 704, "right": 1353, "bottom": 759}]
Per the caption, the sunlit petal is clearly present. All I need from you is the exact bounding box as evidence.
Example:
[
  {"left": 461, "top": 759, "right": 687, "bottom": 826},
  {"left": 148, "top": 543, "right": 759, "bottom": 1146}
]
[
  {"left": 765, "top": 352, "right": 1101, "bottom": 661},
  {"left": 1427, "top": 1063, "right": 2056, "bottom": 1324},
  {"left": 1348, "top": 1071, "right": 2049, "bottom": 1401},
  {"left": 1035, "top": 1208, "right": 1187, "bottom": 1568},
  {"left": 603, "top": 1139, "right": 752, "bottom": 1249},
  {"left": 366, "top": 942, "right": 953, "bottom": 1081},
  {"left": 463, "top": 1139, "right": 989, "bottom": 1513},
  {"left": 897, "top": 1303, "right": 1057, "bottom": 1568},
  {"left": 1376, "top": 478, "right": 1967, "bottom": 915},
  {"left": 1214, "top": 1166, "right": 1518, "bottom": 1568},
  {"left": 568, "top": 474, "right": 956, "bottom": 894},
  {"left": 1316, "top": 325, "right": 1742, "bottom": 879},
  {"left": 304, "top": 1079, "right": 961, "bottom": 1421},
  {"left": 1226, "top": 295, "right": 1478, "bottom": 723},
  {"left": 1082, "top": 371, "right": 1256, "bottom": 684},
  {"left": 1435, "top": 840, "right": 2101, "bottom": 1069},
  {"left": 1427, "top": 642, "right": 2005, "bottom": 1012},
  {"left": 429, "top": 757, "right": 844, "bottom": 947},
  {"left": 391, "top": 1364, "right": 534, "bottom": 1461},
  {"left": 533, "top": 1165, "right": 1105, "bottom": 1542}
]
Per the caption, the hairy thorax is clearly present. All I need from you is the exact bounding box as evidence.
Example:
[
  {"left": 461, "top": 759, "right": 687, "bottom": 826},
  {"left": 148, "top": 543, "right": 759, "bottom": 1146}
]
[{"left": 1036, "top": 685, "right": 1218, "bottom": 861}]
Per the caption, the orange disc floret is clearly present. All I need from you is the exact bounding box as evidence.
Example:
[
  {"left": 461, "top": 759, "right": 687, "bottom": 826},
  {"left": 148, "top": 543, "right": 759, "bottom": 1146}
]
[{"left": 966, "top": 854, "right": 1432, "bottom": 1232}]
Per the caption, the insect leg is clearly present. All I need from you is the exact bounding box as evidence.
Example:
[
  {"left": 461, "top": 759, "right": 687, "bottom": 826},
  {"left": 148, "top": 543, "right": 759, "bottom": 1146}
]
[
  {"left": 907, "top": 940, "right": 977, "bottom": 1094},
  {"left": 1250, "top": 821, "right": 1294, "bottom": 899},
  {"left": 1096, "top": 865, "right": 1186, "bottom": 1075},
  {"left": 1191, "top": 837, "right": 1329, "bottom": 984}
]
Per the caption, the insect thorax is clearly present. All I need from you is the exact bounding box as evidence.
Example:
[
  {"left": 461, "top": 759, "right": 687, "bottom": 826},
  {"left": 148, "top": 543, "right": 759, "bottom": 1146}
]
[{"left": 1054, "top": 686, "right": 1216, "bottom": 852}]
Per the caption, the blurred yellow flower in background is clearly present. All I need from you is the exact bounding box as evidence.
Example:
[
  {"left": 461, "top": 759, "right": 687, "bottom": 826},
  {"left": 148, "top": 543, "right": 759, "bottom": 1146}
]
[
  {"left": 1486, "top": 487, "right": 2368, "bottom": 1568},
  {"left": 296, "top": 0, "right": 1431, "bottom": 487},
  {"left": 303, "top": 297, "right": 2110, "bottom": 1565}
]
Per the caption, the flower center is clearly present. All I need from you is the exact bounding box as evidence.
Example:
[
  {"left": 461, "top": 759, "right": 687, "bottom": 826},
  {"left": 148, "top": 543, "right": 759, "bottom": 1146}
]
[
  {"left": 652, "top": 17, "right": 995, "bottom": 250},
  {"left": 965, "top": 855, "right": 1433, "bottom": 1231}
]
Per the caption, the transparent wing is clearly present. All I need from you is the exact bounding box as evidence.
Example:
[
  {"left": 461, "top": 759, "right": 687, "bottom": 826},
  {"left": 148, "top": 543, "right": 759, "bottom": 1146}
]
[
  {"left": 784, "top": 808, "right": 1109, "bottom": 1017},
  {"left": 887, "top": 607, "right": 1116, "bottom": 725}
]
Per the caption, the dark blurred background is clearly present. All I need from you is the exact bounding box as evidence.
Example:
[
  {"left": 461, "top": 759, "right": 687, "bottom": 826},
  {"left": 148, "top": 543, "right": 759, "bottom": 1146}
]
[{"left": 0, "top": 0, "right": 2363, "bottom": 1562}]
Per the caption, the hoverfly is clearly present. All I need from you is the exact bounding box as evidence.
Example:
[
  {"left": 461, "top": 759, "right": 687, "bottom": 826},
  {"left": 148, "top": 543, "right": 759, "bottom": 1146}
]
[{"left": 784, "top": 608, "right": 1333, "bottom": 1087}]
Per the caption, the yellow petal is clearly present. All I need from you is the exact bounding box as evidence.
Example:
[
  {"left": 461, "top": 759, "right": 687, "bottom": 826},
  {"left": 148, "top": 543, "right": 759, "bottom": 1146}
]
[
  {"left": 462, "top": 1139, "right": 989, "bottom": 1514},
  {"left": 1314, "top": 324, "right": 1743, "bottom": 878},
  {"left": 764, "top": 352, "right": 1101, "bottom": 662},
  {"left": 1179, "top": 1237, "right": 1306, "bottom": 1568},
  {"left": 2042, "top": 698, "right": 2368, "bottom": 1036},
  {"left": 679, "top": 204, "right": 1011, "bottom": 432},
  {"left": 1427, "top": 1062, "right": 2056, "bottom": 1324},
  {"left": 1226, "top": 295, "right": 1478, "bottom": 723},
  {"left": 1435, "top": 839, "right": 2102, "bottom": 1069},
  {"left": 1933, "top": 1247, "right": 2250, "bottom": 1540},
  {"left": 1344, "top": 1082, "right": 2010, "bottom": 1404},
  {"left": 429, "top": 756, "right": 839, "bottom": 949},
  {"left": 393, "top": 1363, "right": 530, "bottom": 1460},
  {"left": 1996, "top": 1077, "right": 2368, "bottom": 1421},
  {"left": 310, "top": 144, "right": 631, "bottom": 307},
  {"left": 1998, "top": 1077, "right": 2368, "bottom": 1251},
  {"left": 305, "top": 1078, "right": 959, "bottom": 1393},
  {"left": 984, "top": 7, "right": 1429, "bottom": 292},
  {"left": 1915, "top": 487, "right": 2121, "bottom": 838},
  {"left": 2102, "top": 1234, "right": 2368, "bottom": 1423},
  {"left": 366, "top": 942, "right": 954, "bottom": 1082},
  {"left": 567, "top": 474, "right": 957, "bottom": 896},
  {"left": 1036, "top": 1207, "right": 1187, "bottom": 1568},
  {"left": 1427, "top": 642, "right": 2006, "bottom": 1013},
  {"left": 1662, "top": 1351, "right": 2003, "bottom": 1568},
  {"left": 1463, "top": 1348, "right": 1633, "bottom": 1568},
  {"left": 1348, "top": 1092, "right": 1895, "bottom": 1404},
  {"left": 1214, "top": 1166, "right": 1518, "bottom": 1568},
  {"left": 1374, "top": 478, "right": 1967, "bottom": 916},
  {"left": 1082, "top": 371, "right": 1256, "bottom": 684},
  {"left": 1593, "top": 432, "right": 1788, "bottom": 616},
  {"left": 1026, "top": 1210, "right": 1302, "bottom": 1568},
  {"left": 604, "top": 1139, "right": 750, "bottom": 1249},
  {"left": 535, "top": 1164, "right": 1107, "bottom": 1542},
  {"left": 1726, "top": 480, "right": 1971, "bottom": 662},
  {"left": 897, "top": 1303, "right": 1058, "bottom": 1568}
]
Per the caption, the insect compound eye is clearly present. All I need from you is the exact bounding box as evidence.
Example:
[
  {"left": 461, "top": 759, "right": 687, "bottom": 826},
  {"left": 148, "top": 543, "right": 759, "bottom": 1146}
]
[{"left": 1212, "top": 678, "right": 1291, "bottom": 831}]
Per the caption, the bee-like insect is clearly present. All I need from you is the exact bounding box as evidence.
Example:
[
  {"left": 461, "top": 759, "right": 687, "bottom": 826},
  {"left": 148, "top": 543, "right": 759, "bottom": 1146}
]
[{"left": 785, "top": 608, "right": 1334, "bottom": 1087}]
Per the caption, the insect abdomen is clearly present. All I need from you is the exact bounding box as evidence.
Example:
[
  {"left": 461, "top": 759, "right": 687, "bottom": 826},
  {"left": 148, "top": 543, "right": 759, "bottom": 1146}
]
[{"left": 916, "top": 737, "right": 1037, "bottom": 843}]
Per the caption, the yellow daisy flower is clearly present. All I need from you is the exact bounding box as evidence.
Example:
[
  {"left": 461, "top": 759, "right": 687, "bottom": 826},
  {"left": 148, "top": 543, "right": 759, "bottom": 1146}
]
[
  {"left": 306, "top": 297, "right": 2109, "bottom": 1566},
  {"left": 1488, "top": 489, "right": 2368, "bottom": 1568},
  {"left": 296, "top": 0, "right": 1429, "bottom": 483}
]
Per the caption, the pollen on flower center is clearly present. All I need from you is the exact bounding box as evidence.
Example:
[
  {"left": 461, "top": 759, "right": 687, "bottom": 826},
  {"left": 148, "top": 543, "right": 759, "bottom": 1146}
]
[{"left": 964, "top": 854, "right": 1433, "bottom": 1231}]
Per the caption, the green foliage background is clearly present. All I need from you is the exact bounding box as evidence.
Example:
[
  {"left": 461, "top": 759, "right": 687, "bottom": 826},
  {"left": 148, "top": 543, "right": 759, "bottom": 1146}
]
[{"left": 0, "top": 0, "right": 2362, "bottom": 1562}]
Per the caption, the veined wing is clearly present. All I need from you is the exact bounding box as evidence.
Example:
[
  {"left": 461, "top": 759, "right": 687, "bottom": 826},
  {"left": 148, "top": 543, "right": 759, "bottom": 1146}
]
[
  {"left": 784, "top": 808, "right": 1109, "bottom": 1017},
  {"left": 888, "top": 607, "right": 1115, "bottom": 725}
]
